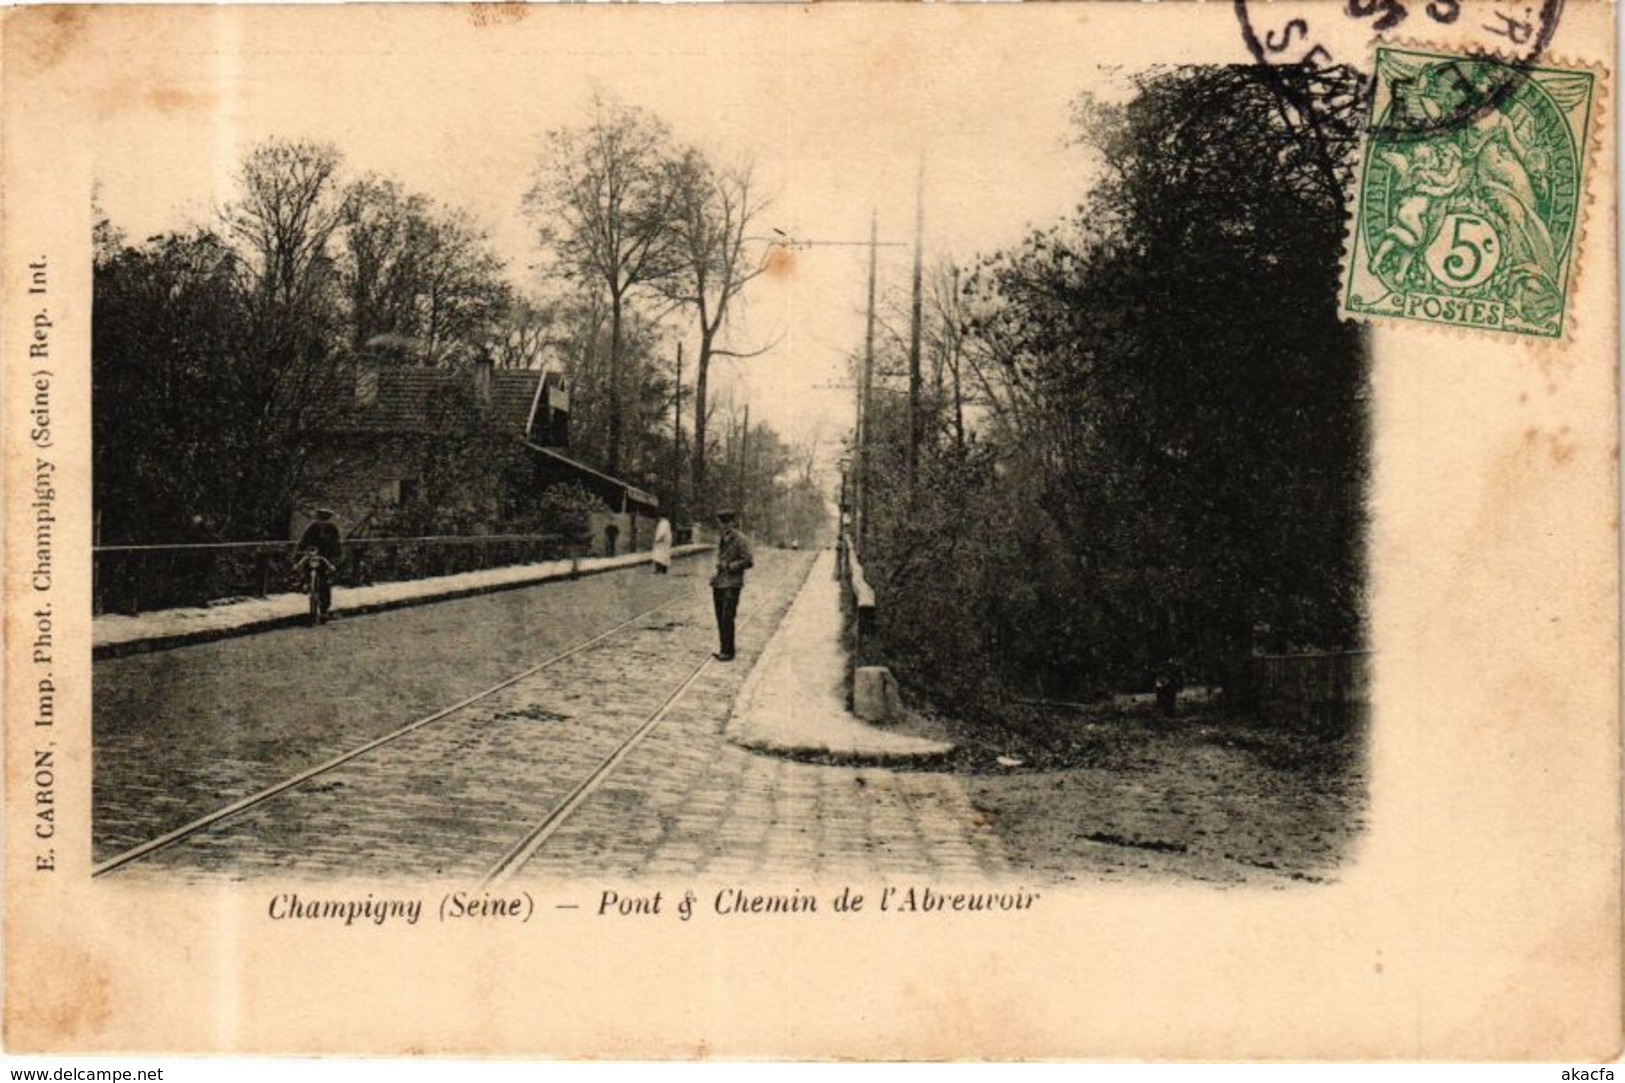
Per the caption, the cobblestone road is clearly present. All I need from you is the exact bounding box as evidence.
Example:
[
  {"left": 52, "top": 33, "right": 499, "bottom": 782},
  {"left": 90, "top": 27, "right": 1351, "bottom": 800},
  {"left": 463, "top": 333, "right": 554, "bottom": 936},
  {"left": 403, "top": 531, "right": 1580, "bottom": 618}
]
[
  {"left": 94, "top": 554, "right": 706, "bottom": 860},
  {"left": 102, "top": 550, "right": 1011, "bottom": 883}
]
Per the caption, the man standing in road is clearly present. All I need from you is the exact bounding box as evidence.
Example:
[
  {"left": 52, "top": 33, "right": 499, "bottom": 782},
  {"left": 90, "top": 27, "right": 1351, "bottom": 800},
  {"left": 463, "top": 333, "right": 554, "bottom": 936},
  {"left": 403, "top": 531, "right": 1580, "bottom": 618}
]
[{"left": 709, "top": 509, "right": 753, "bottom": 661}]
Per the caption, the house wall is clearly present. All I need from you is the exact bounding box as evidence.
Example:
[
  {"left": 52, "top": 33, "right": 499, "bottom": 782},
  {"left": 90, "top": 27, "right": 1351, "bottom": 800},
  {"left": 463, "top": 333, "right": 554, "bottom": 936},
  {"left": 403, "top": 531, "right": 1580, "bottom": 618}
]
[
  {"left": 587, "top": 510, "right": 627, "bottom": 556},
  {"left": 583, "top": 508, "right": 662, "bottom": 556},
  {"left": 296, "top": 429, "right": 659, "bottom": 557},
  {"left": 294, "top": 435, "right": 425, "bottom": 538},
  {"left": 629, "top": 509, "right": 660, "bottom": 551},
  {"left": 296, "top": 433, "right": 523, "bottom": 539}
]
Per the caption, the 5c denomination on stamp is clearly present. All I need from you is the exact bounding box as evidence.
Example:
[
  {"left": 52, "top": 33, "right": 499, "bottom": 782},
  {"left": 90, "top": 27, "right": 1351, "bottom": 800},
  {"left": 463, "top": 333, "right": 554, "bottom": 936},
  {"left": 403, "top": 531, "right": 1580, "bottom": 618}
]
[{"left": 1340, "top": 46, "right": 1596, "bottom": 338}]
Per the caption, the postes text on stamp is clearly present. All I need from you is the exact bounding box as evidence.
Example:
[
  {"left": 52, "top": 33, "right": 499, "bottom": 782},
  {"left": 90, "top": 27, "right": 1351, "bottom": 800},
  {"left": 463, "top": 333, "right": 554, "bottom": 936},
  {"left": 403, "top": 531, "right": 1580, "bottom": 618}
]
[{"left": 1340, "top": 46, "right": 1595, "bottom": 338}]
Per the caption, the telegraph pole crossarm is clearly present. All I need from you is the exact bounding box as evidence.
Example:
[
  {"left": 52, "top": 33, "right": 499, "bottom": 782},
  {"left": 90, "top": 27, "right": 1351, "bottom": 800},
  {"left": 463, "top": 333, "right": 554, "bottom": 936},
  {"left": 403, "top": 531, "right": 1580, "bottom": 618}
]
[{"left": 763, "top": 221, "right": 903, "bottom": 554}]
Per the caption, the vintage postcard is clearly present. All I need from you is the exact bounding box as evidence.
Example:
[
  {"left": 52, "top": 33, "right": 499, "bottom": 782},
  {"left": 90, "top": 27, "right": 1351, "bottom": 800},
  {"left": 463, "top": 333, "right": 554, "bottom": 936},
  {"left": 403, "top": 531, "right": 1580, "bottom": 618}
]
[{"left": 3, "top": 1, "right": 1617, "bottom": 1060}]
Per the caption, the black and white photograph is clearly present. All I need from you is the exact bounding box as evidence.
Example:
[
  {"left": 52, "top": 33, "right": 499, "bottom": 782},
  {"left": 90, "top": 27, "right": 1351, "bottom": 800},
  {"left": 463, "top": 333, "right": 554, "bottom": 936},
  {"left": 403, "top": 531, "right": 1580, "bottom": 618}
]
[
  {"left": 4, "top": 1, "right": 1617, "bottom": 1060},
  {"left": 85, "top": 25, "right": 1371, "bottom": 890}
]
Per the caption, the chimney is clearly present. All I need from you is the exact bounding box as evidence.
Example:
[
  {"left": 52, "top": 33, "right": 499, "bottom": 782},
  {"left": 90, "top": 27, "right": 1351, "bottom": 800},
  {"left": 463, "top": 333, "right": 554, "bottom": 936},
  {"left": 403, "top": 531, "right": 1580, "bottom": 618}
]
[
  {"left": 544, "top": 371, "right": 570, "bottom": 448},
  {"left": 355, "top": 361, "right": 379, "bottom": 407}
]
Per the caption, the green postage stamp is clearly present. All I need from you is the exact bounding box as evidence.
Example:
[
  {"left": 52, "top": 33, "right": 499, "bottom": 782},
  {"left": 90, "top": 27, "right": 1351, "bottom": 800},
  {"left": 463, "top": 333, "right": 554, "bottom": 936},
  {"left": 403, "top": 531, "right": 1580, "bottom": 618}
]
[{"left": 1341, "top": 46, "right": 1597, "bottom": 339}]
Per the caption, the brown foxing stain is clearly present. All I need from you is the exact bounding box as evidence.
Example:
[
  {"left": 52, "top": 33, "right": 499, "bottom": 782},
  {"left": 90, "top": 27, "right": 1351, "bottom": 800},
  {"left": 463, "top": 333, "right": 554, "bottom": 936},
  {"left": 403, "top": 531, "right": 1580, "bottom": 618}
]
[
  {"left": 469, "top": 3, "right": 530, "bottom": 28},
  {"left": 1455, "top": 428, "right": 1576, "bottom": 600},
  {"left": 896, "top": 967, "right": 1037, "bottom": 1059},
  {"left": 1521, "top": 424, "right": 1577, "bottom": 465},
  {"left": 20, "top": 6, "right": 88, "bottom": 71},
  {"left": 16, "top": 949, "right": 114, "bottom": 1045},
  {"left": 95, "top": 80, "right": 213, "bottom": 116},
  {"left": 147, "top": 86, "right": 210, "bottom": 113},
  {"left": 763, "top": 245, "right": 796, "bottom": 282}
]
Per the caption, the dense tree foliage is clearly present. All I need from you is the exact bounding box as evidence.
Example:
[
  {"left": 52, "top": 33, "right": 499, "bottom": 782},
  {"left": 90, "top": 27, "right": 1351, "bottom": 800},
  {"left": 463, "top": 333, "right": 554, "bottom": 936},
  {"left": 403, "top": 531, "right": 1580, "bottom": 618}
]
[
  {"left": 93, "top": 230, "right": 262, "bottom": 542},
  {"left": 339, "top": 175, "right": 510, "bottom": 364},
  {"left": 96, "top": 122, "right": 810, "bottom": 551},
  {"left": 861, "top": 65, "right": 1368, "bottom": 712}
]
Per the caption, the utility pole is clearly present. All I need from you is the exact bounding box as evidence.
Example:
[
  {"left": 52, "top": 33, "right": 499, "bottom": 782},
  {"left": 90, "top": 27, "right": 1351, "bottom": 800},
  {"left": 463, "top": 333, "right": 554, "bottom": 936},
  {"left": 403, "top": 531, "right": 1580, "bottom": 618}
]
[
  {"left": 860, "top": 210, "right": 878, "bottom": 549},
  {"left": 950, "top": 265, "right": 965, "bottom": 453},
  {"left": 907, "top": 160, "right": 925, "bottom": 496},
  {"left": 672, "top": 342, "right": 683, "bottom": 530},
  {"left": 850, "top": 363, "right": 863, "bottom": 544},
  {"left": 736, "top": 403, "right": 750, "bottom": 525},
  {"left": 768, "top": 220, "right": 902, "bottom": 550}
]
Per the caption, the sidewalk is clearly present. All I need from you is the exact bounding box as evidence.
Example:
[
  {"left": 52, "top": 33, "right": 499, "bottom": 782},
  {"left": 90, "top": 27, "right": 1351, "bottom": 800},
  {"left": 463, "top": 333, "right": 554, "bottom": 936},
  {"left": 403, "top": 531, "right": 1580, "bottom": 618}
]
[
  {"left": 93, "top": 544, "right": 711, "bottom": 658},
  {"left": 726, "top": 548, "right": 954, "bottom": 765}
]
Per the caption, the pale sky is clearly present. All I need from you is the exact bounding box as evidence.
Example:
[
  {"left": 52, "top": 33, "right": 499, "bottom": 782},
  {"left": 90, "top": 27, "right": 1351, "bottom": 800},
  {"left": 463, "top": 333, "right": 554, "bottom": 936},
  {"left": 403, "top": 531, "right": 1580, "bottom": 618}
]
[{"left": 84, "top": 5, "right": 1165, "bottom": 470}]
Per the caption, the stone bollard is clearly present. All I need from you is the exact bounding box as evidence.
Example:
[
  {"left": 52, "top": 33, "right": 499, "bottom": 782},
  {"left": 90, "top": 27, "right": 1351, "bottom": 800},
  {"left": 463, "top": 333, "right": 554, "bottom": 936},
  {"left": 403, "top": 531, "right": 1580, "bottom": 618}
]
[{"left": 853, "top": 666, "right": 903, "bottom": 723}]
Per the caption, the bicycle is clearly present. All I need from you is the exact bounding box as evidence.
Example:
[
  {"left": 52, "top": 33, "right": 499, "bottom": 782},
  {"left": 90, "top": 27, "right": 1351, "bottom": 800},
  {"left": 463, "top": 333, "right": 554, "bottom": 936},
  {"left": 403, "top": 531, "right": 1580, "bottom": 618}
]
[{"left": 292, "top": 547, "right": 337, "bottom": 626}]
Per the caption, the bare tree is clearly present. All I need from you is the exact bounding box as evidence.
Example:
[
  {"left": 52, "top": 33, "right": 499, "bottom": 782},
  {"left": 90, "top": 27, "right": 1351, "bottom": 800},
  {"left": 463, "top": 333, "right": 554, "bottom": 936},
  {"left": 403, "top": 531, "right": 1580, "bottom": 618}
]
[
  {"left": 412, "top": 206, "right": 508, "bottom": 364},
  {"left": 341, "top": 175, "right": 509, "bottom": 367},
  {"left": 227, "top": 140, "right": 350, "bottom": 319},
  {"left": 488, "top": 293, "right": 561, "bottom": 370},
  {"left": 924, "top": 258, "right": 968, "bottom": 453},
  {"left": 524, "top": 92, "right": 680, "bottom": 475},
  {"left": 339, "top": 174, "right": 430, "bottom": 356},
  {"left": 223, "top": 139, "right": 354, "bottom": 521},
  {"left": 660, "top": 149, "right": 773, "bottom": 516}
]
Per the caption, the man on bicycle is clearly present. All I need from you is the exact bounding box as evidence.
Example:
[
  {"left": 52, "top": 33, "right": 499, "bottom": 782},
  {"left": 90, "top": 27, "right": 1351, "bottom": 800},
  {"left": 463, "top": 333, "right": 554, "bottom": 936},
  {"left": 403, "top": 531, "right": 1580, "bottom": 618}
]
[{"left": 296, "top": 508, "right": 342, "bottom": 618}]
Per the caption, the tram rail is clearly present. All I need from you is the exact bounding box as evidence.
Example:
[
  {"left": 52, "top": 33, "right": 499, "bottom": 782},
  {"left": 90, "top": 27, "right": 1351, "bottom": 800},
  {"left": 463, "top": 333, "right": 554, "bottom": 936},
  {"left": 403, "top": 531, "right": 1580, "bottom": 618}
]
[{"left": 93, "top": 557, "right": 808, "bottom": 880}]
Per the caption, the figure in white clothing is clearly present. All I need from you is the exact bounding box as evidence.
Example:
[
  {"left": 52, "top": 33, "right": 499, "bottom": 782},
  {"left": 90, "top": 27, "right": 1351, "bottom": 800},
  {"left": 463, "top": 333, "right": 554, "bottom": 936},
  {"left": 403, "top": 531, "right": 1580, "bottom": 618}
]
[{"left": 652, "top": 517, "right": 673, "bottom": 575}]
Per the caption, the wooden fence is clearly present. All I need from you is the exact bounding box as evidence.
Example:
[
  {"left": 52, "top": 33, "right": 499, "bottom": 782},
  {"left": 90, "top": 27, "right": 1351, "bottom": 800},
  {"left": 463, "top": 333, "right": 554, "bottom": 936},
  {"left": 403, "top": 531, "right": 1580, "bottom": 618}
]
[{"left": 1248, "top": 649, "right": 1371, "bottom": 725}]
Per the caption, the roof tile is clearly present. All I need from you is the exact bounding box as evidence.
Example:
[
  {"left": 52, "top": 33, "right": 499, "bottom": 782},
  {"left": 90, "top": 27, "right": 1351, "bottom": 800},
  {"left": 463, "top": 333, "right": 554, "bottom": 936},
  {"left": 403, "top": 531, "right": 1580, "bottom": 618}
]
[{"left": 331, "top": 366, "right": 540, "bottom": 437}]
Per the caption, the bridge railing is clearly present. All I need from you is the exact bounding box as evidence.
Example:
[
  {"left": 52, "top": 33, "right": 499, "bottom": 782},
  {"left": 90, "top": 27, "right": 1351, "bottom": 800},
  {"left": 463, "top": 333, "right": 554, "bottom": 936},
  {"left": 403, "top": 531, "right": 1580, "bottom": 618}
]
[
  {"left": 837, "top": 532, "right": 905, "bottom": 721},
  {"left": 93, "top": 533, "right": 570, "bottom": 616},
  {"left": 838, "top": 531, "right": 877, "bottom": 667}
]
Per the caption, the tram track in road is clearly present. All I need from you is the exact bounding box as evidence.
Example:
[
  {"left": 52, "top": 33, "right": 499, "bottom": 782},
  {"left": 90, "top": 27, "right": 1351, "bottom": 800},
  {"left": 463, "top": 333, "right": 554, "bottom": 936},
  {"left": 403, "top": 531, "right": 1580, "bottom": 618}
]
[
  {"left": 94, "top": 554, "right": 812, "bottom": 880},
  {"left": 93, "top": 589, "right": 693, "bottom": 878},
  {"left": 479, "top": 562, "right": 803, "bottom": 886},
  {"left": 485, "top": 552, "right": 826, "bottom": 883}
]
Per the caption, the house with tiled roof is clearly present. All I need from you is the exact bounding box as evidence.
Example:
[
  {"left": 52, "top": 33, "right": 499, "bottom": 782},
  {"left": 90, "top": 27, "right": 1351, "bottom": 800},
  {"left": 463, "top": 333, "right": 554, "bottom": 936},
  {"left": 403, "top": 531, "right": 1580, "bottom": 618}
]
[{"left": 295, "top": 358, "right": 659, "bottom": 554}]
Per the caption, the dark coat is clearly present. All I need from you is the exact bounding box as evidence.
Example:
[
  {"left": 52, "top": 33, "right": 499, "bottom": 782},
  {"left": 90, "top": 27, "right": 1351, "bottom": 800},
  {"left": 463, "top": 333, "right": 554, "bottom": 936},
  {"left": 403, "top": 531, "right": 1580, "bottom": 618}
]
[
  {"left": 710, "top": 528, "right": 754, "bottom": 589},
  {"left": 297, "top": 520, "right": 342, "bottom": 562}
]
